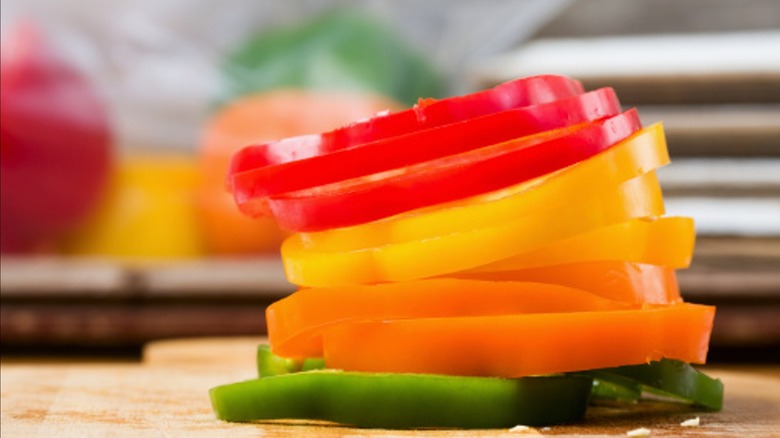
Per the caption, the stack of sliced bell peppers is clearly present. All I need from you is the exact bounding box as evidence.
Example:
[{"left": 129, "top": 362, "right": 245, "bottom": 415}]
[{"left": 210, "top": 74, "right": 723, "bottom": 429}]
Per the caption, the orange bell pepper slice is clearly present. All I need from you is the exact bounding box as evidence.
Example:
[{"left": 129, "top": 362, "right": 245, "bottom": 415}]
[
  {"left": 465, "top": 216, "right": 694, "bottom": 273},
  {"left": 283, "top": 171, "right": 664, "bottom": 287},
  {"left": 452, "top": 261, "right": 682, "bottom": 305},
  {"left": 267, "top": 279, "right": 634, "bottom": 358},
  {"left": 322, "top": 303, "right": 715, "bottom": 378}
]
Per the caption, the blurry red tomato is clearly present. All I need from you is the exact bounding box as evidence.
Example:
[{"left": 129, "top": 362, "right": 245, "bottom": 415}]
[
  {"left": 198, "top": 88, "right": 401, "bottom": 255},
  {"left": 0, "top": 22, "right": 112, "bottom": 253}
]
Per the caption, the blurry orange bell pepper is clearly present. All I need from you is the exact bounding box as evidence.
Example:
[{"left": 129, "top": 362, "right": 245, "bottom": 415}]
[
  {"left": 322, "top": 303, "right": 715, "bottom": 378},
  {"left": 197, "top": 89, "right": 401, "bottom": 255}
]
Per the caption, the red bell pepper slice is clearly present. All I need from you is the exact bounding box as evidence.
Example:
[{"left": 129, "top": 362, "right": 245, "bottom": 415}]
[
  {"left": 228, "top": 74, "right": 583, "bottom": 176},
  {"left": 266, "top": 109, "right": 642, "bottom": 231},
  {"left": 231, "top": 87, "right": 621, "bottom": 213}
]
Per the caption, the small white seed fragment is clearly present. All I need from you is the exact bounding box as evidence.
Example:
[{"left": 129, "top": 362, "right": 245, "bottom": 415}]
[
  {"left": 626, "top": 427, "right": 651, "bottom": 437},
  {"left": 681, "top": 417, "right": 701, "bottom": 427}
]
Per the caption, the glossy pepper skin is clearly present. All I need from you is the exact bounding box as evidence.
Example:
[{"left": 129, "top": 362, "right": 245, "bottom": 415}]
[
  {"left": 230, "top": 87, "right": 621, "bottom": 213},
  {"left": 210, "top": 371, "right": 593, "bottom": 428}
]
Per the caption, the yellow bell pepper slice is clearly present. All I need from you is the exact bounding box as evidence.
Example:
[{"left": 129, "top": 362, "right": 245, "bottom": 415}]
[
  {"left": 283, "top": 171, "right": 665, "bottom": 287},
  {"left": 464, "top": 216, "right": 695, "bottom": 273}
]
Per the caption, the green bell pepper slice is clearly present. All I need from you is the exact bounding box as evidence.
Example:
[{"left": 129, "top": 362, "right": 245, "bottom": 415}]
[
  {"left": 257, "top": 344, "right": 325, "bottom": 377},
  {"left": 210, "top": 370, "right": 593, "bottom": 429},
  {"left": 590, "top": 376, "right": 642, "bottom": 402},
  {"left": 587, "top": 359, "right": 723, "bottom": 410}
]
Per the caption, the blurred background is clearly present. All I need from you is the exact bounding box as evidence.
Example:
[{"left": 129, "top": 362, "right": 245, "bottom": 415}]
[{"left": 1, "top": 0, "right": 778, "bottom": 361}]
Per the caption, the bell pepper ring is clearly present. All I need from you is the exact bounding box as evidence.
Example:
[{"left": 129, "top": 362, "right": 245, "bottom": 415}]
[
  {"left": 465, "top": 216, "right": 695, "bottom": 273},
  {"left": 267, "top": 279, "right": 634, "bottom": 359},
  {"left": 266, "top": 109, "right": 641, "bottom": 231},
  {"left": 451, "top": 261, "right": 682, "bottom": 305},
  {"left": 296, "top": 123, "right": 668, "bottom": 252},
  {"left": 282, "top": 171, "right": 665, "bottom": 287},
  {"left": 321, "top": 303, "right": 715, "bottom": 378},
  {"left": 230, "top": 87, "right": 621, "bottom": 213},
  {"left": 209, "top": 371, "right": 593, "bottom": 428},
  {"left": 227, "top": 74, "right": 584, "bottom": 176}
]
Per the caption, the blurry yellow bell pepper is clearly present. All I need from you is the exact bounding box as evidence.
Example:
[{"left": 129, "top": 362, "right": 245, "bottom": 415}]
[{"left": 65, "top": 154, "right": 204, "bottom": 260}]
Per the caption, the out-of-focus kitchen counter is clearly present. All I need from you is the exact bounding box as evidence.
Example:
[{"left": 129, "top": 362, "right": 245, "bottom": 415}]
[{"left": 0, "top": 257, "right": 292, "bottom": 350}]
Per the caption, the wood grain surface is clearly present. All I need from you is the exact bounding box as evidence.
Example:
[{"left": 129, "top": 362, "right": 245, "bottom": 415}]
[{"left": 2, "top": 337, "right": 780, "bottom": 437}]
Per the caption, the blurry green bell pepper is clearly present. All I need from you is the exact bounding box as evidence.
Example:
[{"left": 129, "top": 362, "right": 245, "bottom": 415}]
[{"left": 221, "top": 10, "right": 444, "bottom": 106}]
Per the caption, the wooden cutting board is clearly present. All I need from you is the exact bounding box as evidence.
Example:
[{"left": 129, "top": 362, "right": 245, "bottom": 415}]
[{"left": 2, "top": 337, "right": 779, "bottom": 437}]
